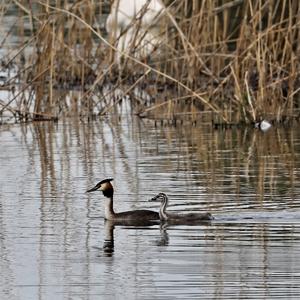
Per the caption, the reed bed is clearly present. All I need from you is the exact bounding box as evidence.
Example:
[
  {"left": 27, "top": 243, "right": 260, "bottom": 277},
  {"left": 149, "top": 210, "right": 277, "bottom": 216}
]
[{"left": 0, "top": 0, "right": 299, "bottom": 125}]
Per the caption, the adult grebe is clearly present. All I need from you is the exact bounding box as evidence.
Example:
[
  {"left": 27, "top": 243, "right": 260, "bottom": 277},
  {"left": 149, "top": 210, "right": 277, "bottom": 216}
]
[
  {"left": 149, "top": 192, "right": 213, "bottom": 221},
  {"left": 86, "top": 178, "right": 159, "bottom": 221}
]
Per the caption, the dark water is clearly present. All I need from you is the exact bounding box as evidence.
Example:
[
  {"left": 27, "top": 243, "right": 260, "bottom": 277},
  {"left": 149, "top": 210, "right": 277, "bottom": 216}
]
[{"left": 1, "top": 116, "right": 300, "bottom": 299}]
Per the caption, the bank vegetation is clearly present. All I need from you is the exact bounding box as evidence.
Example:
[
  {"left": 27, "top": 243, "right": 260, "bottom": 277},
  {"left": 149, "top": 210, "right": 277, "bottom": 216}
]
[{"left": 0, "top": 0, "right": 300, "bottom": 125}]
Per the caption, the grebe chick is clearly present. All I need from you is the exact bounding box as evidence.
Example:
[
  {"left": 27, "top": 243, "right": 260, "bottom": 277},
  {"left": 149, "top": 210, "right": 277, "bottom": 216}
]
[
  {"left": 149, "top": 193, "right": 213, "bottom": 221},
  {"left": 86, "top": 178, "right": 159, "bottom": 221}
]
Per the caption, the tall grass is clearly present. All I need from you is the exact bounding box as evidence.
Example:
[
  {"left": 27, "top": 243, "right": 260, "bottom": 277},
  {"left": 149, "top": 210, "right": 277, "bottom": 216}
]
[{"left": 0, "top": 0, "right": 299, "bottom": 125}]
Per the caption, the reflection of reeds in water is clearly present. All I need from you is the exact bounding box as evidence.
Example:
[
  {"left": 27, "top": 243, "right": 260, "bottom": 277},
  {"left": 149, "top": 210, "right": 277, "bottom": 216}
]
[
  {"left": 143, "top": 121, "right": 298, "bottom": 209},
  {"left": 180, "top": 125, "right": 298, "bottom": 207},
  {"left": 1, "top": 1, "right": 300, "bottom": 124},
  {"left": 26, "top": 117, "right": 299, "bottom": 216}
]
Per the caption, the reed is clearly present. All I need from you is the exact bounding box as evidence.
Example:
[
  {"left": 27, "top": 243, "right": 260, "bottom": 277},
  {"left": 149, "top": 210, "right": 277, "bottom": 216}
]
[{"left": 0, "top": 0, "right": 299, "bottom": 124}]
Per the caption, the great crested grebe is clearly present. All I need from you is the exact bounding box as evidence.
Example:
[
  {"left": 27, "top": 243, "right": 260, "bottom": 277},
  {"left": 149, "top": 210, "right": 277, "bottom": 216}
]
[
  {"left": 149, "top": 192, "right": 213, "bottom": 221},
  {"left": 86, "top": 178, "right": 159, "bottom": 221}
]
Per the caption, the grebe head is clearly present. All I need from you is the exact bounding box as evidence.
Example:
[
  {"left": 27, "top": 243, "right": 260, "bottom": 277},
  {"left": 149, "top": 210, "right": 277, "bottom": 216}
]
[
  {"left": 86, "top": 178, "right": 114, "bottom": 198},
  {"left": 149, "top": 192, "right": 168, "bottom": 202}
]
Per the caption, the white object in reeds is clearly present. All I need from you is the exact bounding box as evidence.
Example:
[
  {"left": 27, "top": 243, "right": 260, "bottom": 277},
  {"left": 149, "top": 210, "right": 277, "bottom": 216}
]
[
  {"left": 255, "top": 120, "right": 272, "bottom": 132},
  {"left": 106, "top": 0, "right": 166, "bottom": 61}
]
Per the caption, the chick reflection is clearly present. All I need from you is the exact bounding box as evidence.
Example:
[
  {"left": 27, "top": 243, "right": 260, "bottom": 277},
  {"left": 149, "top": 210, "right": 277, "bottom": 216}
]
[{"left": 155, "top": 223, "right": 169, "bottom": 247}]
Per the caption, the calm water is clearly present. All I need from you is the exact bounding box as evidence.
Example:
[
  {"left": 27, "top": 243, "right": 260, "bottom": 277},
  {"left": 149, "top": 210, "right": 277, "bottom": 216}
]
[{"left": 1, "top": 116, "right": 300, "bottom": 299}]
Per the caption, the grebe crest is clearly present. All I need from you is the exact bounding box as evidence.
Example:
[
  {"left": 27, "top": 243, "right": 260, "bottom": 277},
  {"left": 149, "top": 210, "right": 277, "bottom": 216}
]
[{"left": 86, "top": 178, "right": 114, "bottom": 198}]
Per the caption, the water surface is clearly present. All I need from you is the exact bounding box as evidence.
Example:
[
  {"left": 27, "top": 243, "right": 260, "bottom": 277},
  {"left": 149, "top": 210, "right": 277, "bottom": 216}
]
[{"left": 1, "top": 117, "right": 300, "bottom": 299}]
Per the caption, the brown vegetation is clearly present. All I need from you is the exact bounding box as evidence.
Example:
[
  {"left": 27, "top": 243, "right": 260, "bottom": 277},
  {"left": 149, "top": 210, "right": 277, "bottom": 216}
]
[{"left": 0, "top": 0, "right": 300, "bottom": 125}]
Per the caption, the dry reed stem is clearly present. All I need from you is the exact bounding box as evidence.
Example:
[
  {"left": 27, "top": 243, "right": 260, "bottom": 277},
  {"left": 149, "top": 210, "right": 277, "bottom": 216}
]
[
  {"left": 37, "top": 1, "right": 228, "bottom": 122},
  {"left": 0, "top": 66, "right": 50, "bottom": 114},
  {"left": 100, "top": 69, "right": 151, "bottom": 115},
  {"left": 1, "top": 1, "right": 299, "bottom": 124}
]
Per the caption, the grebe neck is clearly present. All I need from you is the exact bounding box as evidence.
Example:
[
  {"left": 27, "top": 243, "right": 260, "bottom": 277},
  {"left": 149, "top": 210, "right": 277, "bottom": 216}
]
[
  {"left": 104, "top": 197, "right": 116, "bottom": 220},
  {"left": 159, "top": 195, "right": 169, "bottom": 220}
]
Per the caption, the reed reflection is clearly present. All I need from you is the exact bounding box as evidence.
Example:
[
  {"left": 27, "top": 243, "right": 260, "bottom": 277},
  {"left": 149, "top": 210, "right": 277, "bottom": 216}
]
[
  {"left": 33, "top": 118, "right": 299, "bottom": 206},
  {"left": 148, "top": 124, "right": 299, "bottom": 211}
]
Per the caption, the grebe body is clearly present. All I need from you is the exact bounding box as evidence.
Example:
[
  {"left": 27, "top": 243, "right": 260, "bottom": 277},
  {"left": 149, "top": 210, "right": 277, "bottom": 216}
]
[
  {"left": 149, "top": 193, "right": 213, "bottom": 222},
  {"left": 87, "top": 179, "right": 159, "bottom": 221}
]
